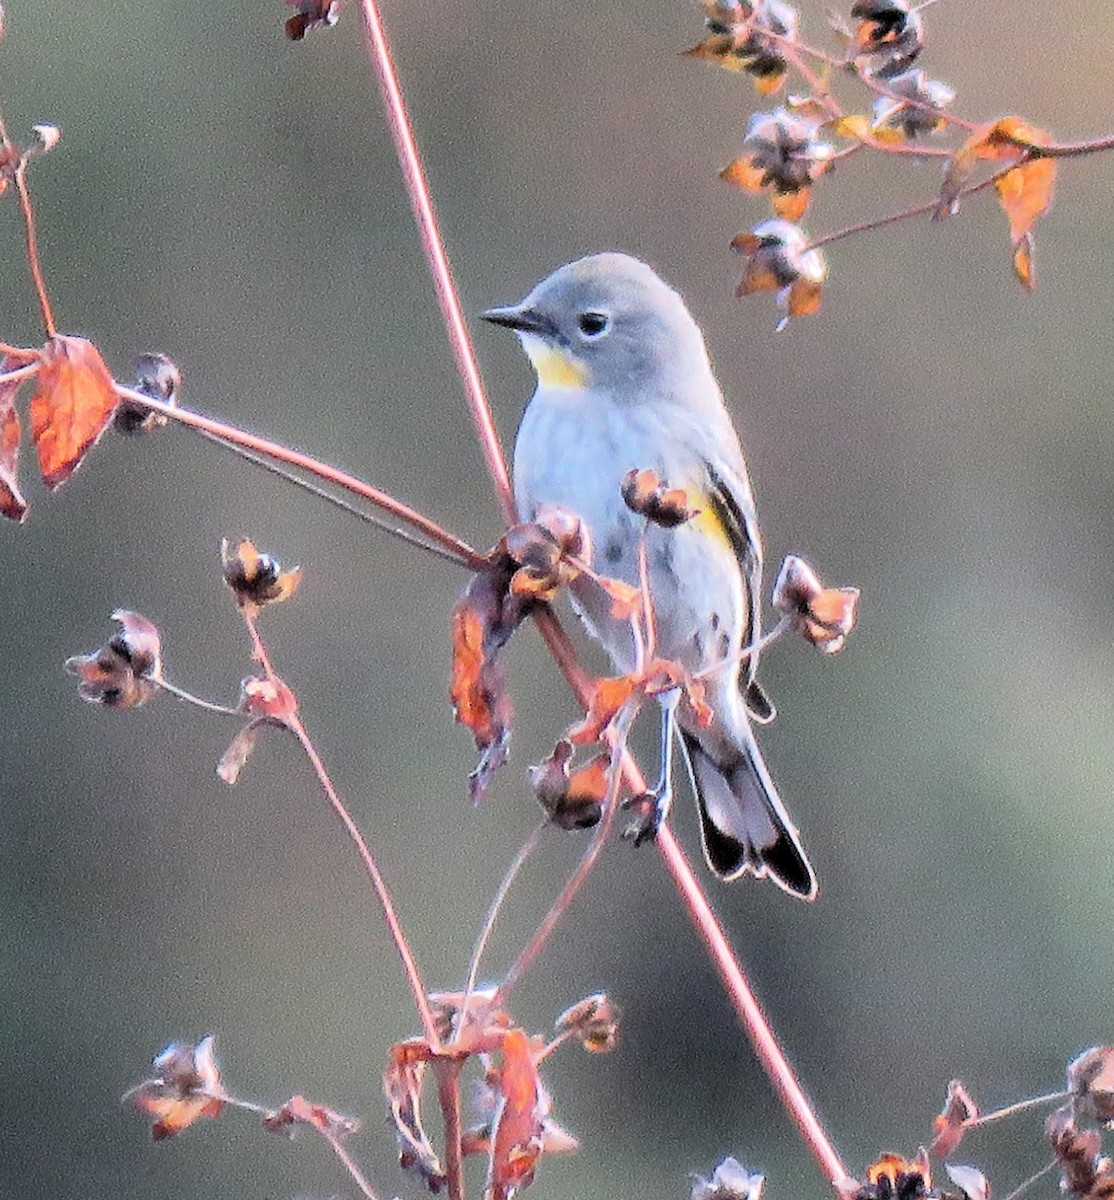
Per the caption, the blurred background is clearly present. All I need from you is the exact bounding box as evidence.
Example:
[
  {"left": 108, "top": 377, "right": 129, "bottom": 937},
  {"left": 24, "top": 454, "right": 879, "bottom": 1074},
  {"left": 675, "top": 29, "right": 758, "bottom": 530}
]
[{"left": 1, "top": 2, "right": 1113, "bottom": 1199}]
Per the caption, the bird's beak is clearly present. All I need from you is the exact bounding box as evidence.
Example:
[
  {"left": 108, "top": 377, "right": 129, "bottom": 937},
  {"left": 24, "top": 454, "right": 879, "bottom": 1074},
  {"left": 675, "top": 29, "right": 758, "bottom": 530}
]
[{"left": 480, "top": 304, "right": 558, "bottom": 338}]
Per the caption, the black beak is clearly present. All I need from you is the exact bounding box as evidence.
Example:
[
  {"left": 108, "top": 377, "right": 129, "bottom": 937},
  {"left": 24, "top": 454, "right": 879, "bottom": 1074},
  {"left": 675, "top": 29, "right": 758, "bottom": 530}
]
[{"left": 480, "top": 304, "right": 558, "bottom": 338}]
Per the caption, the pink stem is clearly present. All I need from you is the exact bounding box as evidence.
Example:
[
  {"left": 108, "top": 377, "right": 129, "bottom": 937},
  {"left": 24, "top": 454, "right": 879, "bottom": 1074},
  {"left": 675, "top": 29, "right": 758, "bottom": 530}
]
[{"left": 356, "top": 0, "right": 516, "bottom": 524}]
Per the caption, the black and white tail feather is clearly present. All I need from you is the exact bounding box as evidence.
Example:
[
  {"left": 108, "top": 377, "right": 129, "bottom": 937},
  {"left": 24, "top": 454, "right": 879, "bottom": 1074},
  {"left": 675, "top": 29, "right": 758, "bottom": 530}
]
[{"left": 680, "top": 729, "right": 818, "bottom": 899}]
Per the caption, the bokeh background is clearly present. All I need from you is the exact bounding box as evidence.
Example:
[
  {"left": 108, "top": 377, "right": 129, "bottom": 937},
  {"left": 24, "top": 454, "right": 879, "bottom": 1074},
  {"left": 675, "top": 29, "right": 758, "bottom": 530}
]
[{"left": 2, "top": 3, "right": 1113, "bottom": 1199}]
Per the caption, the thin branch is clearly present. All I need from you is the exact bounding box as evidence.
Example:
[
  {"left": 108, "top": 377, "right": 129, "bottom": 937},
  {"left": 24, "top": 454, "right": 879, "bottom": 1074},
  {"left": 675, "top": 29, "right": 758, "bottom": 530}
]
[
  {"left": 998, "top": 1159, "right": 1060, "bottom": 1200},
  {"left": 1006, "top": 132, "right": 1114, "bottom": 159},
  {"left": 284, "top": 707, "right": 440, "bottom": 1048},
  {"left": 0, "top": 360, "right": 41, "bottom": 384},
  {"left": 805, "top": 159, "right": 1017, "bottom": 252},
  {"left": 434, "top": 1062, "right": 466, "bottom": 1200},
  {"left": 356, "top": 0, "right": 516, "bottom": 524},
  {"left": 196, "top": 427, "right": 469, "bottom": 568},
  {"left": 493, "top": 701, "right": 637, "bottom": 1007},
  {"left": 457, "top": 820, "right": 547, "bottom": 1043},
  {"left": 13, "top": 158, "right": 55, "bottom": 338},
  {"left": 114, "top": 384, "right": 485, "bottom": 570},
  {"left": 965, "top": 1090, "right": 1069, "bottom": 1129},
  {"left": 201, "top": 1092, "right": 383, "bottom": 1200},
  {"left": 154, "top": 677, "right": 241, "bottom": 716}
]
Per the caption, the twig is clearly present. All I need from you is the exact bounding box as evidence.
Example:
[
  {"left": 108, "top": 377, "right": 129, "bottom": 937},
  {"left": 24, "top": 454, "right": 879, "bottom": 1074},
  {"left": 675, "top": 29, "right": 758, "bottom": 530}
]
[
  {"left": 965, "top": 1090, "right": 1069, "bottom": 1129},
  {"left": 154, "top": 678, "right": 242, "bottom": 717},
  {"left": 114, "top": 384, "right": 484, "bottom": 570},
  {"left": 13, "top": 158, "right": 55, "bottom": 338},
  {"left": 196, "top": 427, "right": 469, "bottom": 567},
  {"left": 493, "top": 702, "right": 637, "bottom": 1007},
  {"left": 998, "top": 1159, "right": 1060, "bottom": 1200},
  {"left": 356, "top": 0, "right": 516, "bottom": 524},
  {"left": 284, "top": 706, "right": 440, "bottom": 1049},
  {"left": 457, "top": 820, "right": 547, "bottom": 1043}
]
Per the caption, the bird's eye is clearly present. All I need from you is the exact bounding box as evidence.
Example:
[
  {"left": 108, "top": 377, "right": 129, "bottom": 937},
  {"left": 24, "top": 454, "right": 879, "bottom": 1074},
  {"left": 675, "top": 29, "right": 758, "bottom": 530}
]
[{"left": 577, "top": 311, "right": 611, "bottom": 339}]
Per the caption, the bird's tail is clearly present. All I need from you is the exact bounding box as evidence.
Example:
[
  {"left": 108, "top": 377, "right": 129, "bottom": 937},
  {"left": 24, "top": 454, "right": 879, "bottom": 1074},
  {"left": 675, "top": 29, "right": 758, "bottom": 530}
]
[{"left": 679, "top": 728, "right": 817, "bottom": 899}]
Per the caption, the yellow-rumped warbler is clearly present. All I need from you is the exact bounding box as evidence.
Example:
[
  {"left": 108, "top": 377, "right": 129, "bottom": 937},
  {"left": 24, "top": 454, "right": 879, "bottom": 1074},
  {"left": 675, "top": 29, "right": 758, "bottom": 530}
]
[{"left": 484, "top": 252, "right": 816, "bottom": 899}]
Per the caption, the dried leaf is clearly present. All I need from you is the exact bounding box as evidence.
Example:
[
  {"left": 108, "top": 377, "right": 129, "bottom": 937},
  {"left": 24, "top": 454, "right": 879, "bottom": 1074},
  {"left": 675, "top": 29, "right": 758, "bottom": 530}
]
[
  {"left": 385, "top": 1039, "right": 447, "bottom": 1193},
  {"left": 216, "top": 721, "right": 263, "bottom": 785},
  {"left": 772, "top": 554, "right": 860, "bottom": 653},
  {"left": 29, "top": 335, "right": 119, "bottom": 489},
  {"left": 0, "top": 355, "right": 27, "bottom": 522},
  {"left": 554, "top": 993, "right": 620, "bottom": 1053},
  {"left": 221, "top": 537, "right": 302, "bottom": 613},
  {"left": 1068, "top": 1046, "right": 1114, "bottom": 1124},
  {"left": 530, "top": 740, "right": 611, "bottom": 830},
  {"left": 595, "top": 575, "right": 641, "bottom": 621},
  {"left": 865, "top": 1152, "right": 931, "bottom": 1197},
  {"left": 621, "top": 467, "right": 699, "bottom": 527},
  {"left": 65, "top": 609, "right": 163, "bottom": 708},
  {"left": 930, "top": 1080, "right": 978, "bottom": 1158},
  {"left": 116, "top": 352, "right": 180, "bottom": 434},
  {"left": 566, "top": 675, "right": 636, "bottom": 745},
  {"left": 263, "top": 1095, "right": 359, "bottom": 1140},
  {"left": 503, "top": 506, "right": 589, "bottom": 602},
  {"left": 488, "top": 1028, "right": 546, "bottom": 1200},
  {"left": 692, "top": 1157, "right": 766, "bottom": 1200},
  {"left": 945, "top": 1164, "right": 988, "bottom": 1200},
  {"left": 285, "top": 0, "right": 340, "bottom": 39},
  {"left": 123, "top": 1036, "right": 225, "bottom": 1140},
  {"left": 451, "top": 552, "right": 528, "bottom": 801}
]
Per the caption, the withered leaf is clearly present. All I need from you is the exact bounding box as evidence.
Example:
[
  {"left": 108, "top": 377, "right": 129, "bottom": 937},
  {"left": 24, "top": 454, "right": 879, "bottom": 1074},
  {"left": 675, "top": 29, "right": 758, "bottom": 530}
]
[
  {"left": 384, "top": 1038, "right": 447, "bottom": 1193},
  {"left": 930, "top": 1079, "right": 978, "bottom": 1159},
  {"left": 554, "top": 993, "right": 620, "bottom": 1054},
  {"left": 116, "top": 352, "right": 180, "bottom": 434},
  {"left": 529, "top": 739, "right": 610, "bottom": 831},
  {"left": 1068, "top": 1046, "right": 1114, "bottom": 1124},
  {"left": 123, "top": 1035, "right": 225, "bottom": 1141},
  {"left": 263, "top": 1095, "right": 359, "bottom": 1140},
  {"left": 29, "top": 335, "right": 119, "bottom": 489},
  {"left": 945, "top": 1164, "right": 988, "bottom": 1200},
  {"left": 566, "top": 675, "right": 636, "bottom": 745},
  {"left": 692, "top": 1156, "right": 766, "bottom": 1200},
  {"left": 487, "top": 1027, "right": 546, "bottom": 1200},
  {"left": 221, "top": 537, "right": 302, "bottom": 613},
  {"left": 451, "top": 552, "right": 530, "bottom": 802},
  {"left": 621, "top": 467, "right": 699, "bottom": 527},
  {"left": 0, "top": 355, "right": 28, "bottom": 522},
  {"left": 772, "top": 554, "right": 860, "bottom": 653},
  {"left": 65, "top": 609, "right": 163, "bottom": 708},
  {"left": 285, "top": 0, "right": 340, "bottom": 39}
]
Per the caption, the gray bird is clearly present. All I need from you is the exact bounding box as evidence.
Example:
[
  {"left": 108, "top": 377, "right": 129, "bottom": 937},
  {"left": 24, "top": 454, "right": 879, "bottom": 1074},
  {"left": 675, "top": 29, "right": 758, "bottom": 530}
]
[{"left": 484, "top": 252, "right": 816, "bottom": 899}]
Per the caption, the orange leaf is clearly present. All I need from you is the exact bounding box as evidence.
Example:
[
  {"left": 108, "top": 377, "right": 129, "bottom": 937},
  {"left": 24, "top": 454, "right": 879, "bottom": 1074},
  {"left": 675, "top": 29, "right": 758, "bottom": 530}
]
[
  {"left": 930, "top": 1080, "right": 978, "bottom": 1159},
  {"left": 0, "top": 356, "right": 27, "bottom": 522},
  {"left": 29, "top": 335, "right": 118, "bottom": 489},
  {"left": 385, "top": 1038, "right": 447, "bottom": 1192},
  {"left": 488, "top": 1028, "right": 545, "bottom": 1200},
  {"left": 123, "top": 1036, "right": 226, "bottom": 1141},
  {"left": 450, "top": 557, "right": 524, "bottom": 800},
  {"left": 566, "top": 675, "right": 635, "bottom": 745},
  {"left": 720, "top": 155, "right": 767, "bottom": 194},
  {"left": 772, "top": 186, "right": 810, "bottom": 222}
]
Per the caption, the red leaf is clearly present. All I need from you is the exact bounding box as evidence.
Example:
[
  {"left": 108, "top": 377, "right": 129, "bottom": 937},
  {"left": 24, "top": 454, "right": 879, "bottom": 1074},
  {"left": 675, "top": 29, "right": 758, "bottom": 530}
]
[
  {"left": 29, "top": 335, "right": 119, "bottom": 489},
  {"left": 384, "top": 1039, "right": 447, "bottom": 1193},
  {"left": 0, "top": 355, "right": 27, "bottom": 521},
  {"left": 930, "top": 1080, "right": 978, "bottom": 1159},
  {"left": 488, "top": 1028, "right": 545, "bottom": 1200},
  {"left": 451, "top": 555, "right": 528, "bottom": 801}
]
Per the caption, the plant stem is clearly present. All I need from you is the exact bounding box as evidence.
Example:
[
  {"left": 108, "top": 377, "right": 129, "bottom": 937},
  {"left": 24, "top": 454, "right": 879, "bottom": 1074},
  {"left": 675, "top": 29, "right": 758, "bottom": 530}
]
[
  {"left": 285, "top": 708, "right": 440, "bottom": 1048},
  {"left": 114, "top": 384, "right": 484, "bottom": 569},
  {"left": 13, "top": 159, "right": 55, "bottom": 338},
  {"left": 356, "top": 0, "right": 516, "bottom": 524}
]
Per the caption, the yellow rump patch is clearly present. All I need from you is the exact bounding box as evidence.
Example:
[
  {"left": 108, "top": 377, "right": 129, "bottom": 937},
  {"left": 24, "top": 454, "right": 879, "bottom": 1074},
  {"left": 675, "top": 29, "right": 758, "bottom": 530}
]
[
  {"left": 526, "top": 342, "right": 588, "bottom": 390},
  {"left": 688, "top": 494, "right": 735, "bottom": 553}
]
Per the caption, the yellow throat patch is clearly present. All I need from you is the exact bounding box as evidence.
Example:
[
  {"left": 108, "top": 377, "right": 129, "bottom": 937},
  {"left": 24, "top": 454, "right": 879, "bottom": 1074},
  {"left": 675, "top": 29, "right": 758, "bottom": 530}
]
[{"left": 525, "top": 339, "right": 588, "bottom": 390}]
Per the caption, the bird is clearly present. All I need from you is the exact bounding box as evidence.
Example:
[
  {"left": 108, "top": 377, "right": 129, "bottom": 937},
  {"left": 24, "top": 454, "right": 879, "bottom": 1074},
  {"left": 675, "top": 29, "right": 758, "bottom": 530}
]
[{"left": 482, "top": 252, "right": 817, "bottom": 899}]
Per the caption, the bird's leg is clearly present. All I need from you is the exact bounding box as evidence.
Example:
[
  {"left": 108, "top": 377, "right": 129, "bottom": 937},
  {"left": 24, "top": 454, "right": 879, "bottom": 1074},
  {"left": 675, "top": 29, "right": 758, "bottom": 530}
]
[{"left": 622, "top": 689, "right": 679, "bottom": 846}]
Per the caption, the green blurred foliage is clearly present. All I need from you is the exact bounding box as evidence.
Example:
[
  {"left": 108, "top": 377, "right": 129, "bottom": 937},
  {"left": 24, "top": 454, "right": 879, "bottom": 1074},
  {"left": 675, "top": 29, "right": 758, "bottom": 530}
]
[{"left": 1, "top": 3, "right": 1113, "bottom": 1200}]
